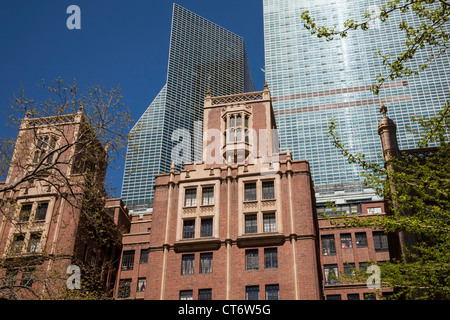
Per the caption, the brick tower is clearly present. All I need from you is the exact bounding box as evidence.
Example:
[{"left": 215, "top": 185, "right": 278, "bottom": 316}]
[{"left": 116, "top": 85, "right": 323, "bottom": 300}]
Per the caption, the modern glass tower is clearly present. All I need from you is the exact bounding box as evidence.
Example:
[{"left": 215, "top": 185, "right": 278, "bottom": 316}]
[
  {"left": 122, "top": 4, "right": 254, "bottom": 210},
  {"left": 263, "top": 0, "right": 450, "bottom": 201}
]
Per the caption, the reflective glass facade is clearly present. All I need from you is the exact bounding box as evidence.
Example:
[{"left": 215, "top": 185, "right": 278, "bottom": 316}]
[
  {"left": 122, "top": 4, "right": 254, "bottom": 209},
  {"left": 263, "top": 0, "right": 450, "bottom": 195}
]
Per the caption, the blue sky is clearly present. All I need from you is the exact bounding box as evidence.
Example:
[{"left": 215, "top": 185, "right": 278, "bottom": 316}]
[{"left": 0, "top": 0, "right": 266, "bottom": 196}]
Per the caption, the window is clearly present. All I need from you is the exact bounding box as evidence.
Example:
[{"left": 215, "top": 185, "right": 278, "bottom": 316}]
[
  {"left": 324, "top": 264, "right": 339, "bottom": 285},
  {"left": 182, "top": 254, "right": 195, "bottom": 275},
  {"left": 118, "top": 279, "right": 131, "bottom": 299},
  {"left": 316, "top": 206, "right": 334, "bottom": 217},
  {"left": 11, "top": 234, "right": 25, "bottom": 254},
  {"left": 359, "top": 262, "right": 368, "bottom": 272},
  {"left": 236, "top": 128, "right": 242, "bottom": 142},
  {"left": 347, "top": 293, "right": 360, "bottom": 300},
  {"left": 265, "top": 284, "right": 279, "bottom": 300},
  {"left": 183, "top": 220, "right": 195, "bottom": 239},
  {"left": 201, "top": 218, "right": 213, "bottom": 237},
  {"left": 373, "top": 231, "right": 389, "bottom": 252},
  {"left": 364, "top": 293, "right": 376, "bottom": 300},
  {"left": 21, "top": 269, "right": 34, "bottom": 287},
  {"left": 198, "top": 289, "right": 212, "bottom": 300},
  {"left": 19, "top": 204, "right": 32, "bottom": 222},
  {"left": 202, "top": 187, "right": 214, "bottom": 205},
  {"left": 180, "top": 290, "right": 193, "bottom": 300},
  {"left": 230, "top": 116, "right": 235, "bottom": 128},
  {"left": 321, "top": 235, "right": 336, "bottom": 255},
  {"left": 35, "top": 202, "right": 48, "bottom": 221},
  {"left": 199, "top": 253, "right": 213, "bottom": 274},
  {"left": 28, "top": 234, "right": 41, "bottom": 253},
  {"left": 350, "top": 204, "right": 361, "bottom": 214},
  {"left": 90, "top": 252, "right": 97, "bottom": 267},
  {"left": 344, "top": 262, "right": 356, "bottom": 276},
  {"left": 5, "top": 269, "right": 18, "bottom": 287},
  {"left": 245, "top": 249, "right": 259, "bottom": 270},
  {"left": 317, "top": 203, "right": 361, "bottom": 217},
  {"left": 245, "top": 214, "right": 257, "bottom": 234},
  {"left": 326, "top": 294, "right": 342, "bottom": 300},
  {"left": 355, "top": 232, "right": 368, "bottom": 247},
  {"left": 246, "top": 286, "right": 259, "bottom": 300},
  {"left": 121, "top": 250, "right": 135, "bottom": 270},
  {"left": 184, "top": 188, "right": 197, "bottom": 207},
  {"left": 340, "top": 233, "right": 353, "bottom": 248},
  {"left": 33, "top": 136, "right": 57, "bottom": 164},
  {"left": 263, "top": 213, "right": 276, "bottom": 232},
  {"left": 137, "top": 278, "right": 146, "bottom": 292},
  {"left": 367, "top": 207, "right": 382, "bottom": 214},
  {"left": 140, "top": 249, "right": 149, "bottom": 264},
  {"left": 264, "top": 248, "right": 278, "bottom": 269},
  {"left": 236, "top": 115, "right": 242, "bottom": 127},
  {"left": 262, "top": 181, "right": 275, "bottom": 199},
  {"left": 244, "top": 183, "right": 257, "bottom": 201}
]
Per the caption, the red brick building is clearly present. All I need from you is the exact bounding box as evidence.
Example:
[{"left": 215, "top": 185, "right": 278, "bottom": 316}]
[
  {"left": 317, "top": 201, "right": 392, "bottom": 300},
  {"left": 0, "top": 109, "right": 130, "bottom": 299},
  {"left": 115, "top": 85, "right": 323, "bottom": 300}
]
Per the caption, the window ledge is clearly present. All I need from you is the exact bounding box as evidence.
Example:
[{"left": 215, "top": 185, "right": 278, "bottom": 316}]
[
  {"left": 174, "top": 237, "right": 221, "bottom": 253},
  {"left": 236, "top": 232, "right": 285, "bottom": 248}
]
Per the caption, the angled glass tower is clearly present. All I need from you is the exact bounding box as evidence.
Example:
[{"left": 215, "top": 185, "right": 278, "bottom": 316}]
[
  {"left": 263, "top": 0, "right": 450, "bottom": 201},
  {"left": 122, "top": 4, "right": 254, "bottom": 210}
]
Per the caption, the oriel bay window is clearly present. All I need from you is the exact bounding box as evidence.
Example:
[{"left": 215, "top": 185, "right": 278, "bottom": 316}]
[{"left": 245, "top": 249, "right": 259, "bottom": 270}]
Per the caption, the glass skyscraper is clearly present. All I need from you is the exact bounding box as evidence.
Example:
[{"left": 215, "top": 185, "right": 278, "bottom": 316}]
[
  {"left": 263, "top": 0, "right": 450, "bottom": 200},
  {"left": 122, "top": 4, "right": 254, "bottom": 210}
]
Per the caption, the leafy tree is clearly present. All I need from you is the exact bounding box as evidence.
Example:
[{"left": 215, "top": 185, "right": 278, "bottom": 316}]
[
  {"left": 301, "top": 1, "right": 450, "bottom": 299},
  {"left": 0, "top": 78, "right": 133, "bottom": 299},
  {"left": 301, "top": 0, "right": 450, "bottom": 95}
]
